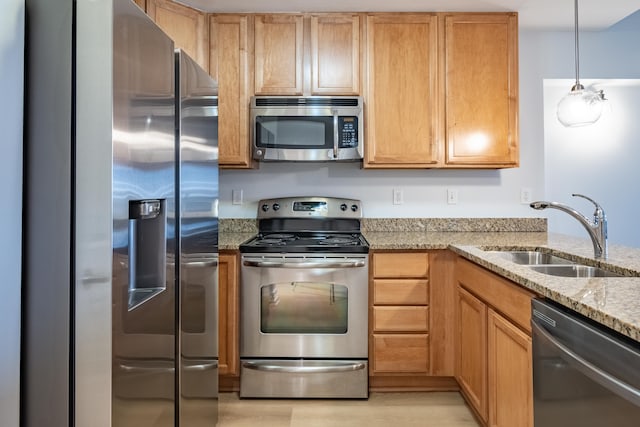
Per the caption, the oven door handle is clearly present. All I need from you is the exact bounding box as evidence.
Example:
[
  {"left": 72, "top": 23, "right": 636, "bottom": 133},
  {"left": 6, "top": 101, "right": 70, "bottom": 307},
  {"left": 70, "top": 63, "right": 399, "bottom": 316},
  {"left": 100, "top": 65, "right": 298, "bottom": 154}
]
[
  {"left": 242, "top": 361, "right": 366, "bottom": 374},
  {"left": 532, "top": 320, "right": 640, "bottom": 406},
  {"left": 242, "top": 259, "right": 365, "bottom": 269}
]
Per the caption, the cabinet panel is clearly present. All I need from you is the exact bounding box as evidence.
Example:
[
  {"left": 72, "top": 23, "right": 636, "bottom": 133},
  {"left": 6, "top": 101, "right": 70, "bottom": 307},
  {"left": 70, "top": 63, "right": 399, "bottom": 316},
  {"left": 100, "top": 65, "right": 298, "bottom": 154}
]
[
  {"left": 488, "top": 309, "right": 533, "bottom": 427},
  {"left": 373, "top": 279, "right": 429, "bottom": 305},
  {"left": 444, "top": 14, "right": 518, "bottom": 166},
  {"left": 209, "top": 15, "right": 254, "bottom": 168},
  {"left": 373, "top": 306, "right": 429, "bottom": 332},
  {"left": 310, "top": 14, "right": 360, "bottom": 94},
  {"left": 147, "top": 0, "right": 208, "bottom": 73},
  {"left": 364, "top": 14, "right": 439, "bottom": 167},
  {"left": 218, "top": 253, "right": 239, "bottom": 376},
  {"left": 372, "top": 334, "right": 430, "bottom": 373},
  {"left": 254, "top": 15, "right": 304, "bottom": 95},
  {"left": 456, "top": 286, "right": 488, "bottom": 423},
  {"left": 133, "top": 0, "right": 145, "bottom": 10},
  {"left": 457, "top": 257, "right": 534, "bottom": 333},
  {"left": 373, "top": 252, "right": 429, "bottom": 278}
]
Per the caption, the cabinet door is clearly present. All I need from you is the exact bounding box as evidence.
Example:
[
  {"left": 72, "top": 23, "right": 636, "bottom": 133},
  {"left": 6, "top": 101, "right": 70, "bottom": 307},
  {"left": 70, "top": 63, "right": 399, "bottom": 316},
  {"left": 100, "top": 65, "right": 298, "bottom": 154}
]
[
  {"left": 456, "top": 286, "right": 488, "bottom": 423},
  {"left": 147, "top": 0, "right": 209, "bottom": 73},
  {"left": 444, "top": 14, "right": 518, "bottom": 167},
  {"left": 218, "top": 253, "right": 239, "bottom": 376},
  {"left": 310, "top": 14, "right": 360, "bottom": 95},
  {"left": 488, "top": 309, "right": 533, "bottom": 427},
  {"left": 254, "top": 14, "right": 304, "bottom": 95},
  {"left": 133, "top": 0, "right": 145, "bottom": 10},
  {"left": 210, "top": 15, "right": 254, "bottom": 169},
  {"left": 364, "top": 14, "right": 440, "bottom": 168}
]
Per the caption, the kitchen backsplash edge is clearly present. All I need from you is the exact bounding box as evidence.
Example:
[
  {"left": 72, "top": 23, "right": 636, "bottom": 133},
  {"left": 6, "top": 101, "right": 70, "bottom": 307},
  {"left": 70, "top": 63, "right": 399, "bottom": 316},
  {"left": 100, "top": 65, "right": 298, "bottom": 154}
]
[{"left": 219, "top": 218, "right": 547, "bottom": 233}]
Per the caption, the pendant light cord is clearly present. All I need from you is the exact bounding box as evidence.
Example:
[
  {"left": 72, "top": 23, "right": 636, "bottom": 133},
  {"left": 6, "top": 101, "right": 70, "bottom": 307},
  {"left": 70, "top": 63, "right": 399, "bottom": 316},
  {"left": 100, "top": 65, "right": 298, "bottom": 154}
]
[{"left": 574, "top": 0, "right": 581, "bottom": 88}]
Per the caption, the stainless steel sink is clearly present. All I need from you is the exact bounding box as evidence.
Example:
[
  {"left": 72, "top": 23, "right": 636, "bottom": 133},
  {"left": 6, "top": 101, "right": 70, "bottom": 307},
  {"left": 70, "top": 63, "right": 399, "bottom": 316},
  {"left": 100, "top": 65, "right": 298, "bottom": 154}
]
[
  {"left": 490, "top": 250, "right": 576, "bottom": 266},
  {"left": 529, "top": 265, "right": 622, "bottom": 278}
]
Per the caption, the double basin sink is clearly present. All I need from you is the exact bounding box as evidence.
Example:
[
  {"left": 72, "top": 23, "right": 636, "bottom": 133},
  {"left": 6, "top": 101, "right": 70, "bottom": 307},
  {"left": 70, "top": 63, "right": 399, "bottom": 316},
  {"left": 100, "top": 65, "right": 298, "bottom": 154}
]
[{"left": 489, "top": 250, "right": 624, "bottom": 278}]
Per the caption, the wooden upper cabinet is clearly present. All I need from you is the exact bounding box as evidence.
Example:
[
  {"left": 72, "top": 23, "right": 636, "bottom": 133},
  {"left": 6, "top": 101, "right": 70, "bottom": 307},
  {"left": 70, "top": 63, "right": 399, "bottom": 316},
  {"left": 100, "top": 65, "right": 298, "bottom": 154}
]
[
  {"left": 364, "top": 14, "right": 440, "bottom": 168},
  {"left": 444, "top": 13, "right": 519, "bottom": 167},
  {"left": 254, "top": 15, "right": 304, "bottom": 95},
  {"left": 147, "top": 0, "right": 209, "bottom": 73},
  {"left": 133, "top": 0, "right": 146, "bottom": 10},
  {"left": 310, "top": 14, "right": 361, "bottom": 95},
  {"left": 210, "top": 14, "right": 255, "bottom": 168}
]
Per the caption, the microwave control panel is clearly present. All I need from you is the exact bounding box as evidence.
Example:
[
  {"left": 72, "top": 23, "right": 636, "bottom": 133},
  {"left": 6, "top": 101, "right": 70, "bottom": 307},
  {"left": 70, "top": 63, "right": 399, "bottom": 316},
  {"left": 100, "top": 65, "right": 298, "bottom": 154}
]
[{"left": 338, "top": 117, "right": 359, "bottom": 148}]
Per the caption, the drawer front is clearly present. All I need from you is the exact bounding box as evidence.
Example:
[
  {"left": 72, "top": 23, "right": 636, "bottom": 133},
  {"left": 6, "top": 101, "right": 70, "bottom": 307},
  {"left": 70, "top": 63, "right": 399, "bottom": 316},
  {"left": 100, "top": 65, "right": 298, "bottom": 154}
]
[
  {"left": 372, "top": 334, "right": 429, "bottom": 373},
  {"left": 373, "top": 253, "right": 429, "bottom": 278},
  {"left": 373, "top": 306, "right": 429, "bottom": 332},
  {"left": 374, "top": 279, "right": 429, "bottom": 305}
]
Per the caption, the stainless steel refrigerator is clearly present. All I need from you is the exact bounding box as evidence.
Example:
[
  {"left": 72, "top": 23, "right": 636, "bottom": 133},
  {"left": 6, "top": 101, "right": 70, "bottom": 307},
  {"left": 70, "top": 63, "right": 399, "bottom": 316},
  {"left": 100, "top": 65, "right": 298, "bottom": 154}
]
[{"left": 22, "top": 0, "right": 218, "bottom": 426}]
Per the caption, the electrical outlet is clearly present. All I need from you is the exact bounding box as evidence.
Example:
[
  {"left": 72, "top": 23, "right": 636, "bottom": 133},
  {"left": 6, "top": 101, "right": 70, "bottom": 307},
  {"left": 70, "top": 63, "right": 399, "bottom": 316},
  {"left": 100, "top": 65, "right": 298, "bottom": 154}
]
[
  {"left": 447, "top": 189, "right": 458, "bottom": 205},
  {"left": 393, "top": 189, "right": 404, "bottom": 205},
  {"left": 232, "top": 189, "right": 243, "bottom": 205},
  {"left": 520, "top": 187, "right": 532, "bottom": 204}
]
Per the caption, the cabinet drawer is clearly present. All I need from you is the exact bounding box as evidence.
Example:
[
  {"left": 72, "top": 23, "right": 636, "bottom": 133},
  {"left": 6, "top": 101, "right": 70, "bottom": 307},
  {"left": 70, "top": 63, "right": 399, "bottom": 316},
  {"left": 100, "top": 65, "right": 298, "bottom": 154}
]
[
  {"left": 373, "top": 279, "right": 429, "bottom": 305},
  {"left": 373, "top": 306, "right": 429, "bottom": 332},
  {"left": 373, "top": 253, "right": 429, "bottom": 278},
  {"left": 372, "top": 334, "right": 429, "bottom": 373}
]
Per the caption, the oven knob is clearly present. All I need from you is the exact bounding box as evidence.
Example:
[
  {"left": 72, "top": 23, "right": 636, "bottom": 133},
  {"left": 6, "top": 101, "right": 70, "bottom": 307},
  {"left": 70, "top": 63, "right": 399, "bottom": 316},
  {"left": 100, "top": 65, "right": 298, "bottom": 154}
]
[
  {"left": 273, "top": 203, "right": 280, "bottom": 211},
  {"left": 340, "top": 203, "right": 348, "bottom": 211},
  {"left": 261, "top": 204, "right": 270, "bottom": 212},
  {"left": 351, "top": 204, "right": 359, "bottom": 212}
]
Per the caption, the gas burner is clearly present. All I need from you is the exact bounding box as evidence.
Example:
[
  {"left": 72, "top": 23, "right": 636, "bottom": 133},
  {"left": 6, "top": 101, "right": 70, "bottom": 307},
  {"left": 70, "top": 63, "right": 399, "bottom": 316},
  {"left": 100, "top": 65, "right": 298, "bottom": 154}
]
[
  {"left": 264, "top": 233, "right": 296, "bottom": 240},
  {"left": 319, "top": 236, "right": 359, "bottom": 245}
]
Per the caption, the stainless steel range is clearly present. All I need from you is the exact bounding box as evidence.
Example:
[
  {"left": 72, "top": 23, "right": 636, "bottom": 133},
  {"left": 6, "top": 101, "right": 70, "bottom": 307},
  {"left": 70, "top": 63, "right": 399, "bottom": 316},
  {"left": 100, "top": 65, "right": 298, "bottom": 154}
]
[{"left": 239, "top": 196, "right": 369, "bottom": 399}]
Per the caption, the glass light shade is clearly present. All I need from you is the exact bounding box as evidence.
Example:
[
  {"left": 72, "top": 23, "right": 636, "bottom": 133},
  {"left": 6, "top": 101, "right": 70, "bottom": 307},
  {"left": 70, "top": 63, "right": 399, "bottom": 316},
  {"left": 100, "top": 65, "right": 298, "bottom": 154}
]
[{"left": 557, "top": 88, "right": 605, "bottom": 127}]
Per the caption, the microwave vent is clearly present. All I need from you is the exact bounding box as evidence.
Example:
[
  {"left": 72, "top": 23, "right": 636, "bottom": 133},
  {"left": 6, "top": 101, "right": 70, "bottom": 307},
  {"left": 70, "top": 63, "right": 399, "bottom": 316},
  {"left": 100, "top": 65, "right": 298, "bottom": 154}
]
[{"left": 255, "top": 97, "right": 359, "bottom": 107}]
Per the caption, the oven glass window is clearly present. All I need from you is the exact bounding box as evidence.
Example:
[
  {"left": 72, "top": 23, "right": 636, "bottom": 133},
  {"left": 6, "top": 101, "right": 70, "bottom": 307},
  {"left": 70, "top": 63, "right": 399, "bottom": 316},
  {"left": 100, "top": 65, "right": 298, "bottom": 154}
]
[
  {"left": 255, "top": 116, "right": 333, "bottom": 149},
  {"left": 260, "top": 282, "right": 348, "bottom": 334}
]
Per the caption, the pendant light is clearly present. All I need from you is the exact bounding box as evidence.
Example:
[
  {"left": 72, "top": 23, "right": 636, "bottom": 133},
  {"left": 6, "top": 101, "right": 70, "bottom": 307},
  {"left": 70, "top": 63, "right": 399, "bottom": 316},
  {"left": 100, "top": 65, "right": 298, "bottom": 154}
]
[{"left": 557, "top": 0, "right": 606, "bottom": 127}]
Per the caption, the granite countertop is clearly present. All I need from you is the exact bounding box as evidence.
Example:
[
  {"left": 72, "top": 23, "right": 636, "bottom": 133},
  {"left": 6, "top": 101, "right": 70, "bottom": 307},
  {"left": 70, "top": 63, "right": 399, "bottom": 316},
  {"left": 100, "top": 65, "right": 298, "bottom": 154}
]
[
  {"left": 219, "top": 218, "right": 640, "bottom": 342},
  {"left": 366, "top": 230, "right": 640, "bottom": 342}
]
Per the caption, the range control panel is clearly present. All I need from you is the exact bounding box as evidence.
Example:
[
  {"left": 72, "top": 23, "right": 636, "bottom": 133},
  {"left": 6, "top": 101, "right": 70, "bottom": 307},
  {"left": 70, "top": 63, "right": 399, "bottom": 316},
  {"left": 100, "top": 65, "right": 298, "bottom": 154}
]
[{"left": 257, "top": 197, "right": 362, "bottom": 219}]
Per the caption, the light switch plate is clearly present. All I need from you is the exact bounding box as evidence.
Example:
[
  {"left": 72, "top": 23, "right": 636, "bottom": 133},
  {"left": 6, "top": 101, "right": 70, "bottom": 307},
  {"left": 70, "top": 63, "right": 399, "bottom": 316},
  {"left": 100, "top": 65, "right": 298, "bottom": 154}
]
[{"left": 232, "top": 189, "right": 243, "bottom": 205}]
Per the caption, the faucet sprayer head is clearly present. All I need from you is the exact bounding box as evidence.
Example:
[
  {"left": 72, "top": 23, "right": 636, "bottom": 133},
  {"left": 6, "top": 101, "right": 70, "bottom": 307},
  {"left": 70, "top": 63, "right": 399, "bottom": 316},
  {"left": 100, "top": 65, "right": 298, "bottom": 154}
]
[{"left": 530, "top": 201, "right": 549, "bottom": 210}]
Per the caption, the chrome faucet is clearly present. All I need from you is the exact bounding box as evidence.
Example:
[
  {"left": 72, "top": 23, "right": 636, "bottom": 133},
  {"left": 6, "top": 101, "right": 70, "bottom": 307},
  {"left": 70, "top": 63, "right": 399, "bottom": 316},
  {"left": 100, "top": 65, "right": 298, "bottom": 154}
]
[{"left": 530, "top": 194, "right": 608, "bottom": 259}]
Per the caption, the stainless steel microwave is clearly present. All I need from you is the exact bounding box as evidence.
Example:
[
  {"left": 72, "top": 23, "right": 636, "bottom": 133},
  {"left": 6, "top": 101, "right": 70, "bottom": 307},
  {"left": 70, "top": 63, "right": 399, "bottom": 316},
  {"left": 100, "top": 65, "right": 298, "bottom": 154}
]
[{"left": 250, "top": 96, "right": 363, "bottom": 162}]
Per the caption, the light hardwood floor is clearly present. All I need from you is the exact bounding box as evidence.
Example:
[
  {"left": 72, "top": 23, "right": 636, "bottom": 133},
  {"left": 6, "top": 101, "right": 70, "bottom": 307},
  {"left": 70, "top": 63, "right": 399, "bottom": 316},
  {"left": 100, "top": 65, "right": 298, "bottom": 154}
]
[{"left": 217, "top": 392, "right": 480, "bottom": 427}]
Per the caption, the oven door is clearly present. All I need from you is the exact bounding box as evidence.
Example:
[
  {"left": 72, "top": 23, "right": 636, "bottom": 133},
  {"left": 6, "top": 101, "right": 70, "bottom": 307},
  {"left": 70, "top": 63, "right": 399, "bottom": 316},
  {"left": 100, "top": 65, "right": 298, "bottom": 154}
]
[{"left": 240, "top": 254, "right": 369, "bottom": 359}]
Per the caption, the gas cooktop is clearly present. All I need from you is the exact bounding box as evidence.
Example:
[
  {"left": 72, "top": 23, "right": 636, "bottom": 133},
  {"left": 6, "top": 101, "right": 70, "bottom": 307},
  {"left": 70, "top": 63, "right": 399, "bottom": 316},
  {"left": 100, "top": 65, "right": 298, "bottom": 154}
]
[{"left": 239, "top": 196, "right": 369, "bottom": 254}]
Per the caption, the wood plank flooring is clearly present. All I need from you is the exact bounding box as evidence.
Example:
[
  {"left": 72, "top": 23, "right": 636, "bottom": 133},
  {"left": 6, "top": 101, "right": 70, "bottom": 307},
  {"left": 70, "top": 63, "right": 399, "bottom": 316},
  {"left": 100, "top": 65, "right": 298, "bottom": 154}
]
[{"left": 218, "top": 392, "right": 480, "bottom": 427}]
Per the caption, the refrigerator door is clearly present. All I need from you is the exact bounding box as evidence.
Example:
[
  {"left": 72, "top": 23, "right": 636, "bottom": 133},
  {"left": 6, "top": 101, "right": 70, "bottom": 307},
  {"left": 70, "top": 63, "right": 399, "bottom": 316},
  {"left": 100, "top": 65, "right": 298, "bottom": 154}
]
[
  {"left": 112, "top": 1, "right": 177, "bottom": 426},
  {"left": 176, "top": 49, "right": 219, "bottom": 427}
]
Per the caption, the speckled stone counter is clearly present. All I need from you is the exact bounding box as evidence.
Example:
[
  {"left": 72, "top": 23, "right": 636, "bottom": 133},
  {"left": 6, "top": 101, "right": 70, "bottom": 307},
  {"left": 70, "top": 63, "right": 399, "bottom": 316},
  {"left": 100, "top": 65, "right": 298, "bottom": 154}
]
[
  {"left": 367, "top": 230, "right": 640, "bottom": 342},
  {"left": 220, "top": 218, "right": 640, "bottom": 342}
]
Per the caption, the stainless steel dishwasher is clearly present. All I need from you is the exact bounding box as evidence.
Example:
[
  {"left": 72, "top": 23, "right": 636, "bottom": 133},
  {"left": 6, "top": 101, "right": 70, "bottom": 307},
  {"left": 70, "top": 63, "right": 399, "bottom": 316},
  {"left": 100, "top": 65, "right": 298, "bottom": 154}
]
[{"left": 532, "top": 299, "right": 640, "bottom": 427}]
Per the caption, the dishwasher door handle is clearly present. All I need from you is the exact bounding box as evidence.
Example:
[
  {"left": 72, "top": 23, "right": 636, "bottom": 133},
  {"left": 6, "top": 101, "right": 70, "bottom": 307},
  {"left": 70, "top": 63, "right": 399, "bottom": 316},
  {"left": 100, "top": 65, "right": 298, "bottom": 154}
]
[{"left": 532, "top": 320, "right": 640, "bottom": 407}]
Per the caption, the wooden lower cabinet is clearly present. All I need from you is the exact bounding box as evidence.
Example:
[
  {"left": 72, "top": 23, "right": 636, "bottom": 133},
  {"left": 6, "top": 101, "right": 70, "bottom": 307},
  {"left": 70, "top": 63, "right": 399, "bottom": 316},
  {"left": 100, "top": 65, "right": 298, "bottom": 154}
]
[
  {"left": 218, "top": 251, "right": 239, "bottom": 390},
  {"left": 456, "top": 286, "right": 488, "bottom": 422},
  {"left": 455, "top": 257, "right": 534, "bottom": 427},
  {"left": 369, "top": 251, "right": 458, "bottom": 391},
  {"left": 488, "top": 309, "right": 533, "bottom": 427}
]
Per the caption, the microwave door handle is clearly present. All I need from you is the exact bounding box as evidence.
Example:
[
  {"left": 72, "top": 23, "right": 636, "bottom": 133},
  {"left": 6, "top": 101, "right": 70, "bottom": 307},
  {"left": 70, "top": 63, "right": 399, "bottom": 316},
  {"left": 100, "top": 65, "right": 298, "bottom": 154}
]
[{"left": 332, "top": 109, "right": 339, "bottom": 159}]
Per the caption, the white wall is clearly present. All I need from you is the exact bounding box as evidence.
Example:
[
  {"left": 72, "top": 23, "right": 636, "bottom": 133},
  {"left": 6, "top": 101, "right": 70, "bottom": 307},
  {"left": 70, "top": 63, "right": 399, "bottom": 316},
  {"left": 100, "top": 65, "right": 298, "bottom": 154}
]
[
  {"left": 0, "top": 1, "right": 24, "bottom": 426},
  {"left": 219, "top": 11, "right": 640, "bottom": 247},
  {"left": 543, "top": 80, "right": 640, "bottom": 247},
  {"left": 520, "top": 10, "right": 640, "bottom": 246}
]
